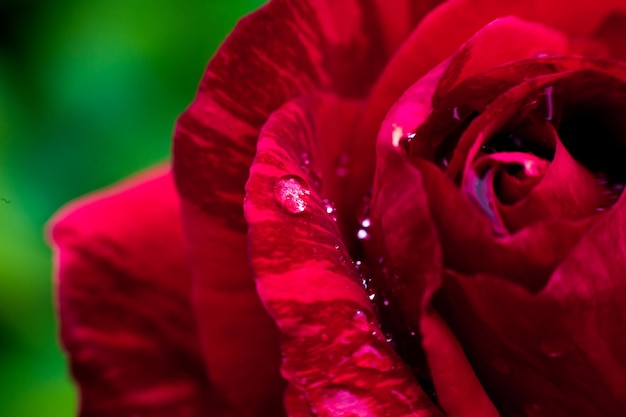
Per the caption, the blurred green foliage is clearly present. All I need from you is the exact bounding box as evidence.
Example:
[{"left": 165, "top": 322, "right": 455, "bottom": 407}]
[{"left": 0, "top": 0, "right": 265, "bottom": 415}]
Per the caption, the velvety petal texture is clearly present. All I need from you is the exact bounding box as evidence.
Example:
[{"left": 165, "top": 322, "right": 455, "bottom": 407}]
[
  {"left": 372, "top": 11, "right": 626, "bottom": 417},
  {"left": 49, "top": 167, "right": 222, "bottom": 417},
  {"left": 51, "top": 0, "right": 626, "bottom": 415},
  {"left": 172, "top": 2, "right": 443, "bottom": 414},
  {"left": 244, "top": 96, "right": 442, "bottom": 416}
]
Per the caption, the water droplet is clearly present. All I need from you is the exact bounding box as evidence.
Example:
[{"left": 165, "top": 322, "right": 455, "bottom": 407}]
[
  {"left": 273, "top": 175, "right": 311, "bottom": 214},
  {"left": 399, "top": 132, "right": 416, "bottom": 154},
  {"left": 360, "top": 218, "right": 371, "bottom": 228},
  {"left": 322, "top": 198, "right": 336, "bottom": 214},
  {"left": 361, "top": 276, "right": 369, "bottom": 290},
  {"left": 355, "top": 260, "right": 362, "bottom": 272},
  {"left": 357, "top": 228, "right": 370, "bottom": 240},
  {"left": 334, "top": 152, "right": 350, "bottom": 177},
  {"left": 334, "top": 244, "right": 340, "bottom": 250},
  {"left": 368, "top": 293, "right": 376, "bottom": 301},
  {"left": 322, "top": 198, "right": 337, "bottom": 221},
  {"left": 382, "top": 299, "right": 390, "bottom": 307}
]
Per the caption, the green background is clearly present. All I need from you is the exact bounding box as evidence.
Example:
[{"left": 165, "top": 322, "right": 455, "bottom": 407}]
[{"left": 0, "top": 0, "right": 264, "bottom": 415}]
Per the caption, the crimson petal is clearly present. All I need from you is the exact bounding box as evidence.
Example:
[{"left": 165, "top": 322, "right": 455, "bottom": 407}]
[
  {"left": 172, "top": 2, "right": 441, "bottom": 413},
  {"left": 370, "top": 151, "right": 500, "bottom": 417},
  {"left": 436, "top": 186, "right": 626, "bottom": 416},
  {"left": 49, "top": 167, "right": 224, "bottom": 417},
  {"left": 495, "top": 137, "right": 610, "bottom": 231},
  {"left": 245, "top": 97, "right": 442, "bottom": 416}
]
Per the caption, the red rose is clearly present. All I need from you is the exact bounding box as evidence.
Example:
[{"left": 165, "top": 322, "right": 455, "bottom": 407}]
[{"left": 49, "top": 1, "right": 626, "bottom": 416}]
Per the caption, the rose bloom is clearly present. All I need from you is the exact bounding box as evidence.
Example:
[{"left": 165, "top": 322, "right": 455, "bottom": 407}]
[{"left": 48, "top": 0, "right": 626, "bottom": 416}]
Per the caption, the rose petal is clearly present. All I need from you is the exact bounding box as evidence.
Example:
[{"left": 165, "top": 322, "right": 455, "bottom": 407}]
[
  {"left": 446, "top": 67, "right": 626, "bottom": 238},
  {"left": 359, "top": 7, "right": 580, "bottom": 164},
  {"left": 420, "top": 311, "right": 501, "bottom": 417},
  {"left": 476, "top": 151, "right": 551, "bottom": 205},
  {"left": 244, "top": 97, "right": 442, "bottom": 416},
  {"left": 175, "top": 0, "right": 429, "bottom": 224},
  {"left": 172, "top": 3, "right": 439, "bottom": 411},
  {"left": 369, "top": 148, "right": 442, "bottom": 366},
  {"left": 496, "top": 135, "right": 611, "bottom": 231},
  {"left": 415, "top": 159, "right": 592, "bottom": 292},
  {"left": 375, "top": 17, "right": 571, "bottom": 163},
  {"left": 48, "top": 167, "right": 224, "bottom": 416},
  {"left": 436, "top": 188, "right": 626, "bottom": 416},
  {"left": 180, "top": 202, "right": 285, "bottom": 417},
  {"left": 447, "top": 58, "right": 626, "bottom": 180},
  {"left": 361, "top": 0, "right": 626, "bottom": 149},
  {"left": 592, "top": 11, "right": 626, "bottom": 60}
]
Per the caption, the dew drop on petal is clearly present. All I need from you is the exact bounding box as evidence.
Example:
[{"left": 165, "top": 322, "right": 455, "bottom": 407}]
[
  {"left": 322, "top": 198, "right": 337, "bottom": 221},
  {"left": 273, "top": 175, "right": 311, "bottom": 214},
  {"left": 357, "top": 228, "right": 370, "bottom": 240},
  {"left": 322, "top": 198, "right": 336, "bottom": 215},
  {"left": 399, "top": 132, "right": 416, "bottom": 154}
]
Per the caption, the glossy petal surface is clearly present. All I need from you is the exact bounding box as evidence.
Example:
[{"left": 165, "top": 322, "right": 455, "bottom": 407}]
[
  {"left": 172, "top": 2, "right": 443, "bottom": 413},
  {"left": 245, "top": 97, "right": 443, "bottom": 416}
]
